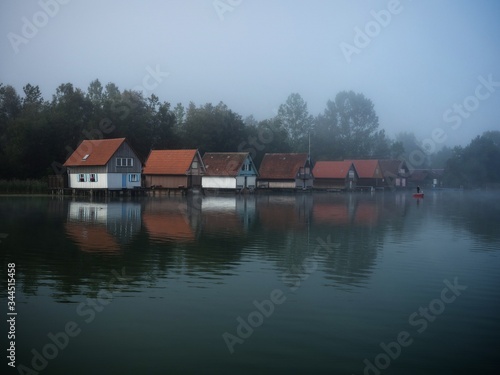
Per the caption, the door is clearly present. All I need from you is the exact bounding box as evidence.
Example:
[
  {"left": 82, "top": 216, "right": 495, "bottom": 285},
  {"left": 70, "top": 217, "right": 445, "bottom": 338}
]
[{"left": 122, "top": 174, "right": 127, "bottom": 188}]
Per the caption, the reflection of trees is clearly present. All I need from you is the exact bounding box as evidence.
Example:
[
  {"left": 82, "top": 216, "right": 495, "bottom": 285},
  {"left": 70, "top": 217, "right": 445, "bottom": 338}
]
[
  {"left": 275, "top": 193, "right": 413, "bottom": 288},
  {"left": 316, "top": 225, "right": 382, "bottom": 288},
  {"left": 437, "top": 192, "right": 500, "bottom": 250},
  {"left": 0, "top": 192, "right": 434, "bottom": 301}
]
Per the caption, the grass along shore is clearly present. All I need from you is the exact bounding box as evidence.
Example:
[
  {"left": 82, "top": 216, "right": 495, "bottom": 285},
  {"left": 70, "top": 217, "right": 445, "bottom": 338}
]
[{"left": 0, "top": 179, "right": 48, "bottom": 194}]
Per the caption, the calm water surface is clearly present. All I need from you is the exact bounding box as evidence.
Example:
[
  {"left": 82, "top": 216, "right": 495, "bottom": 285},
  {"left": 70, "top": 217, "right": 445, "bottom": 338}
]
[{"left": 1, "top": 191, "right": 499, "bottom": 374}]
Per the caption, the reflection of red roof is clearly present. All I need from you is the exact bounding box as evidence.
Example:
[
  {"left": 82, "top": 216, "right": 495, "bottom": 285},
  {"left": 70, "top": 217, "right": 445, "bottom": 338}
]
[
  {"left": 202, "top": 211, "right": 245, "bottom": 235},
  {"left": 143, "top": 200, "right": 195, "bottom": 242},
  {"left": 258, "top": 201, "right": 306, "bottom": 230},
  {"left": 259, "top": 153, "right": 308, "bottom": 180},
  {"left": 313, "top": 202, "right": 350, "bottom": 225},
  {"left": 313, "top": 161, "right": 354, "bottom": 179},
  {"left": 202, "top": 153, "right": 249, "bottom": 177},
  {"left": 345, "top": 160, "right": 382, "bottom": 178},
  {"left": 143, "top": 149, "right": 200, "bottom": 175},
  {"left": 143, "top": 212, "right": 194, "bottom": 242},
  {"left": 65, "top": 223, "right": 120, "bottom": 254},
  {"left": 63, "top": 138, "right": 126, "bottom": 167}
]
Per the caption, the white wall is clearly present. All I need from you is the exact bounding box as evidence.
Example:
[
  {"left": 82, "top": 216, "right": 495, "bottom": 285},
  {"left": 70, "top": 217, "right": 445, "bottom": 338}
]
[
  {"left": 69, "top": 173, "right": 141, "bottom": 190},
  {"left": 69, "top": 173, "right": 108, "bottom": 189},
  {"left": 236, "top": 176, "right": 257, "bottom": 188},
  {"left": 268, "top": 181, "right": 296, "bottom": 189},
  {"left": 202, "top": 176, "right": 236, "bottom": 189}
]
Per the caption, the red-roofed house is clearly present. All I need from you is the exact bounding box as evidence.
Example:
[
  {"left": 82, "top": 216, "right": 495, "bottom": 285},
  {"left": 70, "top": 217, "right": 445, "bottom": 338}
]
[
  {"left": 63, "top": 138, "right": 142, "bottom": 190},
  {"left": 143, "top": 149, "right": 205, "bottom": 189},
  {"left": 202, "top": 152, "right": 258, "bottom": 189},
  {"left": 378, "top": 159, "right": 409, "bottom": 188},
  {"left": 344, "top": 159, "right": 383, "bottom": 188},
  {"left": 313, "top": 161, "right": 358, "bottom": 190},
  {"left": 258, "top": 153, "right": 313, "bottom": 189}
]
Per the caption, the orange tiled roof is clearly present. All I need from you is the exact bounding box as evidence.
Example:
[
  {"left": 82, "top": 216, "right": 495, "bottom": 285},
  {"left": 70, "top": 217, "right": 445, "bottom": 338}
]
[
  {"left": 344, "top": 159, "right": 382, "bottom": 179},
  {"left": 63, "top": 138, "right": 126, "bottom": 167},
  {"left": 378, "top": 159, "right": 404, "bottom": 177},
  {"left": 313, "top": 161, "right": 354, "bottom": 179},
  {"left": 202, "top": 152, "right": 248, "bottom": 177},
  {"left": 143, "top": 149, "right": 199, "bottom": 175},
  {"left": 259, "top": 153, "right": 309, "bottom": 180}
]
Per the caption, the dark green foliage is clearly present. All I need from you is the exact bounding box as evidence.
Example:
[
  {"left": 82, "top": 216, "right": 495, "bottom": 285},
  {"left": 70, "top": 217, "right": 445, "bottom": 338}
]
[
  {"left": 312, "top": 91, "right": 394, "bottom": 161},
  {"left": 4, "top": 80, "right": 494, "bottom": 187},
  {"left": 443, "top": 131, "right": 500, "bottom": 188}
]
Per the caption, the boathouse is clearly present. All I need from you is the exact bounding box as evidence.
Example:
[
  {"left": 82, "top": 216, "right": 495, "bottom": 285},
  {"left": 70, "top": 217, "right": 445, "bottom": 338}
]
[
  {"left": 258, "top": 153, "right": 313, "bottom": 189},
  {"left": 202, "top": 152, "right": 258, "bottom": 190},
  {"left": 312, "top": 161, "right": 358, "bottom": 190},
  {"left": 378, "top": 159, "right": 410, "bottom": 188},
  {"left": 63, "top": 138, "right": 142, "bottom": 191},
  {"left": 143, "top": 149, "right": 205, "bottom": 189},
  {"left": 344, "top": 159, "right": 383, "bottom": 189}
]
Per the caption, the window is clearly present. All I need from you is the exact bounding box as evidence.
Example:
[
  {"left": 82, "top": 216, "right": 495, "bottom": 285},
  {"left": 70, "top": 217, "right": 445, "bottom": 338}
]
[
  {"left": 242, "top": 161, "right": 253, "bottom": 172},
  {"left": 79, "top": 174, "right": 85, "bottom": 182},
  {"left": 129, "top": 174, "right": 139, "bottom": 182},
  {"left": 90, "top": 173, "right": 97, "bottom": 182},
  {"left": 116, "top": 158, "right": 133, "bottom": 167},
  {"left": 192, "top": 160, "right": 198, "bottom": 169}
]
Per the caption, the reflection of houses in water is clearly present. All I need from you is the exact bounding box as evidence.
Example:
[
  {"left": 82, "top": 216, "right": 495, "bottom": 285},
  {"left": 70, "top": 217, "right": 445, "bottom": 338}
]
[
  {"left": 143, "top": 199, "right": 198, "bottom": 243},
  {"left": 312, "top": 195, "right": 378, "bottom": 227},
  {"left": 65, "top": 201, "right": 141, "bottom": 254},
  {"left": 257, "top": 195, "right": 312, "bottom": 231},
  {"left": 201, "top": 196, "right": 256, "bottom": 235}
]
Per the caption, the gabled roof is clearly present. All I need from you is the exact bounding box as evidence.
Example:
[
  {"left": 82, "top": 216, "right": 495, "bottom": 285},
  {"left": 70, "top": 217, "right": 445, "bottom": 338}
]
[
  {"left": 143, "top": 149, "right": 201, "bottom": 175},
  {"left": 63, "top": 138, "right": 126, "bottom": 167},
  {"left": 378, "top": 159, "right": 407, "bottom": 177},
  {"left": 202, "top": 152, "right": 251, "bottom": 177},
  {"left": 313, "top": 161, "right": 355, "bottom": 179},
  {"left": 259, "top": 153, "right": 309, "bottom": 180},
  {"left": 344, "top": 159, "right": 382, "bottom": 179}
]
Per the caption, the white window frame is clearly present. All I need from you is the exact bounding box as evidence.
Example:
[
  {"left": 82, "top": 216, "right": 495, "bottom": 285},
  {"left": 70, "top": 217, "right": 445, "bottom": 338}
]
[
  {"left": 128, "top": 173, "right": 139, "bottom": 182},
  {"left": 116, "top": 158, "right": 133, "bottom": 167}
]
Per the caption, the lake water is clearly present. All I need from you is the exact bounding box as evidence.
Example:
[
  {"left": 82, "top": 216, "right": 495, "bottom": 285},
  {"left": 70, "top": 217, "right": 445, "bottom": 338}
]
[{"left": 1, "top": 191, "right": 499, "bottom": 375}]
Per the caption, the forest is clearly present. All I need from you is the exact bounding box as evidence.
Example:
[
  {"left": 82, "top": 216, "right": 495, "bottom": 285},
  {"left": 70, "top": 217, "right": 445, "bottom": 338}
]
[{"left": 1, "top": 80, "right": 499, "bottom": 188}]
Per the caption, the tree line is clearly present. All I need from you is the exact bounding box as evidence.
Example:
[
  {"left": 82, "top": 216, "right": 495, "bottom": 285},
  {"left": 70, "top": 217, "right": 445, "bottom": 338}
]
[{"left": 1, "top": 80, "right": 499, "bottom": 187}]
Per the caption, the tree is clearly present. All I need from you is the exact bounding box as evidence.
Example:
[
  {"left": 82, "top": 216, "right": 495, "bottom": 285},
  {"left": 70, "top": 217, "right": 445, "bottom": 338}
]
[
  {"left": 395, "top": 131, "right": 430, "bottom": 168},
  {"left": 182, "top": 101, "right": 248, "bottom": 153},
  {"left": 241, "top": 116, "right": 291, "bottom": 168},
  {"left": 0, "top": 84, "right": 21, "bottom": 123},
  {"left": 430, "top": 146, "right": 453, "bottom": 169},
  {"left": 277, "top": 93, "right": 313, "bottom": 151},
  {"left": 444, "top": 131, "right": 500, "bottom": 187},
  {"left": 87, "top": 79, "right": 104, "bottom": 107},
  {"left": 145, "top": 94, "right": 176, "bottom": 150},
  {"left": 173, "top": 102, "right": 185, "bottom": 128},
  {"left": 312, "top": 91, "right": 391, "bottom": 160}
]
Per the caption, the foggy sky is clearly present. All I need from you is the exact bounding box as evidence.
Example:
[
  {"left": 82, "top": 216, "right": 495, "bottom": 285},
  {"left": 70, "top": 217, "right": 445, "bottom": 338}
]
[{"left": 1, "top": 0, "right": 499, "bottom": 147}]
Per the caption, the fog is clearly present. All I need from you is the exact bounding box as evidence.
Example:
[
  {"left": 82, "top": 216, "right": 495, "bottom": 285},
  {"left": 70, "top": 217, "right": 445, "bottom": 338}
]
[{"left": 1, "top": 0, "right": 499, "bottom": 146}]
